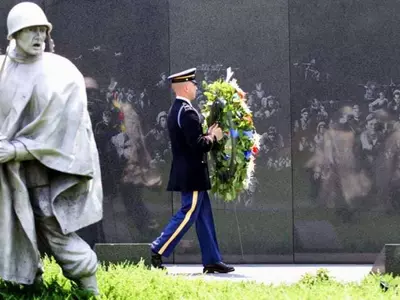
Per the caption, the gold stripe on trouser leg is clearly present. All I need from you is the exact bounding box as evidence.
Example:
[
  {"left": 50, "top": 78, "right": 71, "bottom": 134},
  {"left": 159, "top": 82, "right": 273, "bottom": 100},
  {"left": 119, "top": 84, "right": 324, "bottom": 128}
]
[{"left": 159, "top": 191, "right": 198, "bottom": 254}]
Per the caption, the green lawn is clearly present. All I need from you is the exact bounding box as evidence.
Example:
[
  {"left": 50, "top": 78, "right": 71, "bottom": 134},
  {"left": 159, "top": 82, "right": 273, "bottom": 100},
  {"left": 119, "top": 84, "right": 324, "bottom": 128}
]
[{"left": 1, "top": 256, "right": 399, "bottom": 299}]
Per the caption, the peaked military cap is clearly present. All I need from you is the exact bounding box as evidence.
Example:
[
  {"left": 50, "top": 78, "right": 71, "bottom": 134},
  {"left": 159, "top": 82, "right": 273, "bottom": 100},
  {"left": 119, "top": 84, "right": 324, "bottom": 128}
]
[{"left": 168, "top": 67, "right": 197, "bottom": 84}]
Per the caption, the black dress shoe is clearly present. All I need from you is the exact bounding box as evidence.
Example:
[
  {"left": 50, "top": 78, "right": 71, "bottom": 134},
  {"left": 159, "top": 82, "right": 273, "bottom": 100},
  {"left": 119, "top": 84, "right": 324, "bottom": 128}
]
[
  {"left": 203, "top": 262, "right": 235, "bottom": 274},
  {"left": 151, "top": 252, "right": 166, "bottom": 270}
]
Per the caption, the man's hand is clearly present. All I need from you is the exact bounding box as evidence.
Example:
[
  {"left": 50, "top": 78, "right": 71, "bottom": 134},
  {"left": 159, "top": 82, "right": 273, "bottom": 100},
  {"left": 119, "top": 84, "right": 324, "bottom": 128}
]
[
  {"left": 208, "top": 123, "right": 223, "bottom": 141},
  {"left": 213, "top": 127, "right": 223, "bottom": 141},
  {"left": 0, "top": 140, "right": 16, "bottom": 163},
  {"left": 207, "top": 123, "right": 217, "bottom": 135}
]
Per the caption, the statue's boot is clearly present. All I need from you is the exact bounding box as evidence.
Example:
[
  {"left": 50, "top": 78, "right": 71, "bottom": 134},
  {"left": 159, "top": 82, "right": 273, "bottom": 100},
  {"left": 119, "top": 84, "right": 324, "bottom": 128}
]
[{"left": 75, "top": 275, "right": 100, "bottom": 296}]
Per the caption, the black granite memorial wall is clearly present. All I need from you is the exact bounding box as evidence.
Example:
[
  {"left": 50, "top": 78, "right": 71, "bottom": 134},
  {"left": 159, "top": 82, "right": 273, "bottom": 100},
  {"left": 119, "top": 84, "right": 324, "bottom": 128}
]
[
  {"left": 290, "top": 0, "right": 400, "bottom": 263},
  {"left": 0, "top": 0, "right": 399, "bottom": 264},
  {"left": 168, "top": 0, "right": 292, "bottom": 264},
  {"left": 44, "top": 0, "right": 173, "bottom": 265}
]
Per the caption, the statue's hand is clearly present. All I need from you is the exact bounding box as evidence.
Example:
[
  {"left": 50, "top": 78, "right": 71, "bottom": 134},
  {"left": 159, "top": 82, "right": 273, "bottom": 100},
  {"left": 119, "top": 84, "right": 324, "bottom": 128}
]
[{"left": 0, "top": 140, "right": 16, "bottom": 163}]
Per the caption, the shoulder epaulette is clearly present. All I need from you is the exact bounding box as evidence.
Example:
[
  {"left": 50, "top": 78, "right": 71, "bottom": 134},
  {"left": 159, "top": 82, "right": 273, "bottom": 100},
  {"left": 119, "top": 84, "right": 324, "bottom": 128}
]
[
  {"left": 177, "top": 103, "right": 196, "bottom": 128},
  {"left": 182, "top": 103, "right": 194, "bottom": 111}
]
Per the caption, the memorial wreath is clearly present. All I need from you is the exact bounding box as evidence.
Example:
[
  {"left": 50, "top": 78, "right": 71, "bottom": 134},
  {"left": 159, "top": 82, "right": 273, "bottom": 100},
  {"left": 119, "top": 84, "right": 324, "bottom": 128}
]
[{"left": 201, "top": 68, "right": 260, "bottom": 202}]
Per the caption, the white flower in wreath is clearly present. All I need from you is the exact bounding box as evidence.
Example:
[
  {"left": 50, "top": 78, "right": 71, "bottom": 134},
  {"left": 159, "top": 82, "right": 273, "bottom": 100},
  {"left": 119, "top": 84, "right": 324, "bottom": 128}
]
[
  {"left": 225, "top": 67, "right": 247, "bottom": 100},
  {"left": 225, "top": 67, "right": 235, "bottom": 83},
  {"left": 253, "top": 132, "right": 261, "bottom": 149},
  {"left": 242, "top": 102, "right": 252, "bottom": 114},
  {"left": 225, "top": 68, "right": 240, "bottom": 91},
  {"left": 229, "top": 78, "right": 239, "bottom": 89}
]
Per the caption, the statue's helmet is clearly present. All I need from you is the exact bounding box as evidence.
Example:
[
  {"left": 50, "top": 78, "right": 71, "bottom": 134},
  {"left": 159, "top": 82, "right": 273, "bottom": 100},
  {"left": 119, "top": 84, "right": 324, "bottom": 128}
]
[{"left": 7, "top": 2, "right": 52, "bottom": 40}]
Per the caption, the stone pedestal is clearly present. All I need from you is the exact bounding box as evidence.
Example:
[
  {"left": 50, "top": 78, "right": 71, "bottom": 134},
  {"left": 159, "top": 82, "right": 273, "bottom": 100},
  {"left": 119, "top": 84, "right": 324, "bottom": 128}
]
[{"left": 371, "top": 244, "right": 400, "bottom": 275}]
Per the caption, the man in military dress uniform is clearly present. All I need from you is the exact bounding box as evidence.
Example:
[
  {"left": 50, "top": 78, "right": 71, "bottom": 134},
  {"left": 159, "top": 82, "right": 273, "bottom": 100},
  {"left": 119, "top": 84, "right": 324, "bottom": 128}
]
[{"left": 150, "top": 68, "right": 235, "bottom": 274}]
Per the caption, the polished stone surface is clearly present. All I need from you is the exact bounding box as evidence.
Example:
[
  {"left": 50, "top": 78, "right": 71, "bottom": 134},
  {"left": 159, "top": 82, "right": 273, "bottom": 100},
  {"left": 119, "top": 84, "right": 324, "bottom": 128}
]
[
  {"left": 165, "top": 264, "right": 372, "bottom": 285},
  {"left": 45, "top": 0, "right": 172, "bottom": 250},
  {"left": 291, "top": 0, "right": 400, "bottom": 262},
  {"left": 169, "top": 0, "right": 293, "bottom": 264},
  {"left": 0, "top": 0, "right": 396, "bottom": 265},
  {"left": 94, "top": 243, "right": 151, "bottom": 266}
]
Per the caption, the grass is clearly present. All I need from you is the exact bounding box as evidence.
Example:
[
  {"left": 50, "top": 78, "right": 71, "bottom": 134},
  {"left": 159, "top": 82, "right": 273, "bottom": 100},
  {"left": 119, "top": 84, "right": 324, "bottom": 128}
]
[{"left": 1, "top": 257, "right": 400, "bottom": 299}]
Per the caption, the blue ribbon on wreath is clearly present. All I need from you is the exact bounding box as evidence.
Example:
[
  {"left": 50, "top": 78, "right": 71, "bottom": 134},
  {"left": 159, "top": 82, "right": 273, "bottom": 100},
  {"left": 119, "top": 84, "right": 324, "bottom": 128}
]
[
  {"left": 243, "top": 130, "right": 253, "bottom": 139},
  {"left": 244, "top": 150, "right": 252, "bottom": 161},
  {"left": 229, "top": 129, "right": 239, "bottom": 138}
]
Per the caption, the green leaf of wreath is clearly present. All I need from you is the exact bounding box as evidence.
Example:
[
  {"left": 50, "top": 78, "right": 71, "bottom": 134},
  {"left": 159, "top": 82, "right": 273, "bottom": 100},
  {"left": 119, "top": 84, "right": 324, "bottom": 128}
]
[{"left": 201, "top": 78, "right": 259, "bottom": 202}]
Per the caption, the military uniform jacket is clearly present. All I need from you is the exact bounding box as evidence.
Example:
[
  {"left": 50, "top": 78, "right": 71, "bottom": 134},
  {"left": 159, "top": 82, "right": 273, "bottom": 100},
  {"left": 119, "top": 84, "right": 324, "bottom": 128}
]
[{"left": 167, "top": 97, "right": 215, "bottom": 192}]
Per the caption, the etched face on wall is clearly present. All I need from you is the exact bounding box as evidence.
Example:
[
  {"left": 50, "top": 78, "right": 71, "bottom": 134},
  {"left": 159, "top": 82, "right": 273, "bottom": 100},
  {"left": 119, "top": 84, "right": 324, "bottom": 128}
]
[
  {"left": 366, "top": 118, "right": 377, "bottom": 133},
  {"left": 318, "top": 123, "right": 326, "bottom": 134},
  {"left": 15, "top": 26, "right": 47, "bottom": 56},
  {"left": 261, "top": 97, "right": 268, "bottom": 107},
  {"left": 198, "top": 100, "right": 205, "bottom": 110},
  {"left": 301, "top": 111, "right": 308, "bottom": 119},
  {"left": 352, "top": 105, "right": 360, "bottom": 116},
  {"left": 159, "top": 116, "right": 167, "bottom": 128}
]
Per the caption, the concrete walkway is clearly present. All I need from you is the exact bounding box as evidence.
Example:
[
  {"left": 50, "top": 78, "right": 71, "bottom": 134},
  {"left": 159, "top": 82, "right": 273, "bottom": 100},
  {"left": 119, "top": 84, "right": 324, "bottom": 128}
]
[{"left": 165, "top": 264, "right": 373, "bottom": 285}]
